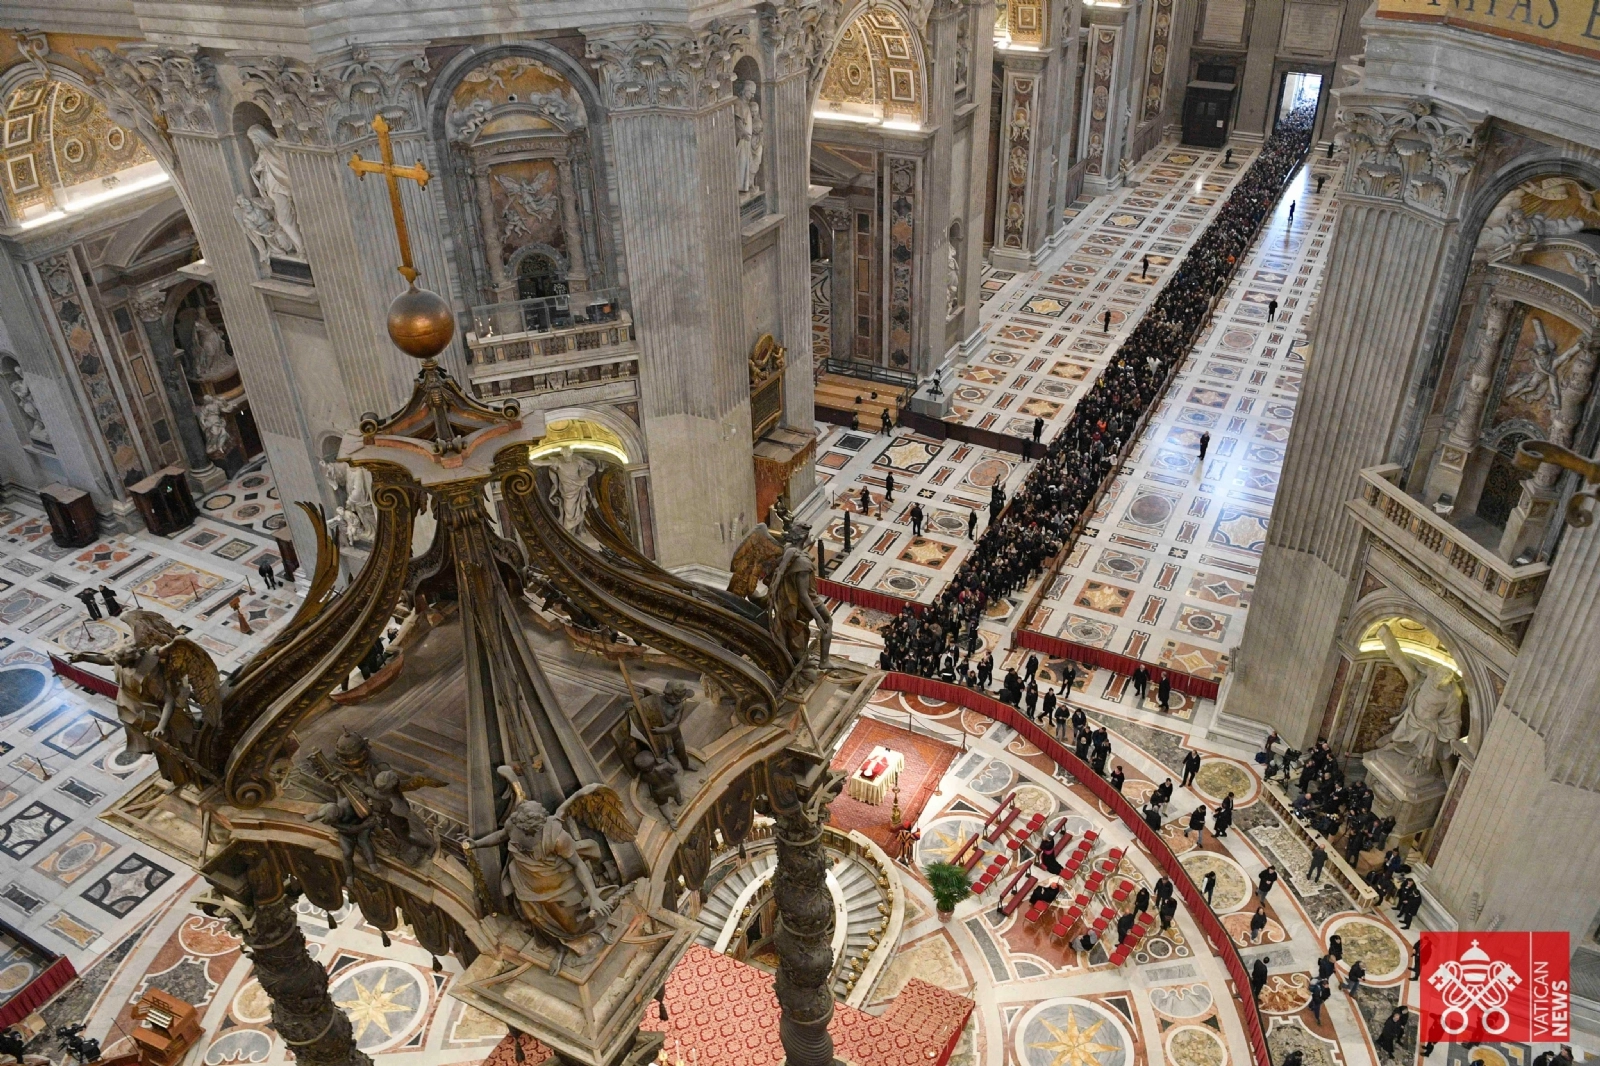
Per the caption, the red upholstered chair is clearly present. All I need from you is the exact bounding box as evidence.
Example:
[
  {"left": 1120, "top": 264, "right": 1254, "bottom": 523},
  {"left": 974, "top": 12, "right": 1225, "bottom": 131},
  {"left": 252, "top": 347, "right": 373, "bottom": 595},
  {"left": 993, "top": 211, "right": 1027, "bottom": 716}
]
[
  {"left": 1082, "top": 829, "right": 1099, "bottom": 844},
  {"left": 1026, "top": 901, "right": 1049, "bottom": 923},
  {"left": 1052, "top": 915, "right": 1073, "bottom": 938}
]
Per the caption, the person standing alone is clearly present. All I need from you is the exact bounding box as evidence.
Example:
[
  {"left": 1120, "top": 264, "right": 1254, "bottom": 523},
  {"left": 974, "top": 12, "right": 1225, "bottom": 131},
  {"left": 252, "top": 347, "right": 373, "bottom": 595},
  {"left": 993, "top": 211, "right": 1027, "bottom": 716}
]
[{"left": 1198, "top": 430, "right": 1210, "bottom": 461}]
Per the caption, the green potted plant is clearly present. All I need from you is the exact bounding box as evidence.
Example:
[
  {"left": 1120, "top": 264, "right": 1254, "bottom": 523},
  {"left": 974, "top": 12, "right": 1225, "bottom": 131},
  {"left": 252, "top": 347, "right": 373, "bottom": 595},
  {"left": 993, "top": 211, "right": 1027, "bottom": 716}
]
[{"left": 924, "top": 861, "right": 973, "bottom": 922}]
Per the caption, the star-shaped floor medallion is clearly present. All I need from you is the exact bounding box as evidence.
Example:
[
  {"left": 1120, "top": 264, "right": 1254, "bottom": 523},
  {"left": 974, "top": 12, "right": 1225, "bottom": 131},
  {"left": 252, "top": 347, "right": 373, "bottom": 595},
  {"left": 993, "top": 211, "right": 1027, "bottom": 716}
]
[{"left": 1030, "top": 1011, "right": 1120, "bottom": 1066}]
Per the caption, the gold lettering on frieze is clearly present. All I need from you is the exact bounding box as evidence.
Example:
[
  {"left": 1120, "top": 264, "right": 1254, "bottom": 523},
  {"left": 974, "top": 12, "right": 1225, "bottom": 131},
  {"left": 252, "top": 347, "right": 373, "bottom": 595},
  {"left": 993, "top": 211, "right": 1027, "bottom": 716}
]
[{"left": 1377, "top": 0, "right": 1597, "bottom": 59}]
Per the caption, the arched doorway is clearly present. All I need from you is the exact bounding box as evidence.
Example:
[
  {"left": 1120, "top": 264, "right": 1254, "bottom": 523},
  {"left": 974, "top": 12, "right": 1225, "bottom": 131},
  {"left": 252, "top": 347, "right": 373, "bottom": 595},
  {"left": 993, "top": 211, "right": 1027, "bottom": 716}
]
[
  {"left": 516, "top": 252, "right": 566, "bottom": 301},
  {"left": 809, "top": 2, "right": 929, "bottom": 375}
]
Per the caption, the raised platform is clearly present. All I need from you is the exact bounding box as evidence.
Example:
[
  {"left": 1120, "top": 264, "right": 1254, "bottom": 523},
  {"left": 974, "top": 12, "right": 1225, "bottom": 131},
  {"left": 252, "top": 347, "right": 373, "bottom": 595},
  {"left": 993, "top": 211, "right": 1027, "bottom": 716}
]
[{"left": 815, "top": 372, "right": 906, "bottom": 427}]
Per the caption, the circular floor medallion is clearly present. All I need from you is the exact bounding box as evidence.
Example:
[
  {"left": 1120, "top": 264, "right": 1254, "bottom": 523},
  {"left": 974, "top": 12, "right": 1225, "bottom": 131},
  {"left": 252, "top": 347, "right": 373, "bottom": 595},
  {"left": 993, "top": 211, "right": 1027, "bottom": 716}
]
[
  {"left": 1016, "top": 998, "right": 1131, "bottom": 1066},
  {"left": 1179, "top": 850, "right": 1251, "bottom": 913},
  {"left": 328, "top": 960, "right": 427, "bottom": 1052},
  {"left": 1127, "top": 494, "right": 1174, "bottom": 526},
  {"left": 1191, "top": 759, "right": 1255, "bottom": 805},
  {"left": 0, "top": 666, "right": 49, "bottom": 718},
  {"left": 1325, "top": 915, "right": 1407, "bottom": 981},
  {"left": 1167, "top": 1026, "right": 1227, "bottom": 1066},
  {"left": 965, "top": 458, "right": 1010, "bottom": 489}
]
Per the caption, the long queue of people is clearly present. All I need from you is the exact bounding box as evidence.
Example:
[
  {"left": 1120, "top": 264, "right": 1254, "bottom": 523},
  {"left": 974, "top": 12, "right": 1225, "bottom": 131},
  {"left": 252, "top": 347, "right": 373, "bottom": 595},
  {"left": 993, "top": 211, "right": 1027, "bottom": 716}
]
[{"left": 879, "top": 107, "right": 1316, "bottom": 681}]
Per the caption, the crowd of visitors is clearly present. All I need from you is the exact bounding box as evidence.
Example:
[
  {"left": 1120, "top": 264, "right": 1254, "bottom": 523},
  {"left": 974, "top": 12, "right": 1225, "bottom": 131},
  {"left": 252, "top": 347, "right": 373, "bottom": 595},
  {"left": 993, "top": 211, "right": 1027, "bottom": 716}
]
[{"left": 877, "top": 107, "right": 1315, "bottom": 682}]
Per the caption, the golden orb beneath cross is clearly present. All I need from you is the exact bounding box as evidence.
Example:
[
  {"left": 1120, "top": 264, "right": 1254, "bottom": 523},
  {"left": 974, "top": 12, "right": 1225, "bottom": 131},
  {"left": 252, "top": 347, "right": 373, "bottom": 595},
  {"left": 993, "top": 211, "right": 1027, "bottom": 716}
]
[{"left": 387, "top": 283, "right": 455, "bottom": 360}]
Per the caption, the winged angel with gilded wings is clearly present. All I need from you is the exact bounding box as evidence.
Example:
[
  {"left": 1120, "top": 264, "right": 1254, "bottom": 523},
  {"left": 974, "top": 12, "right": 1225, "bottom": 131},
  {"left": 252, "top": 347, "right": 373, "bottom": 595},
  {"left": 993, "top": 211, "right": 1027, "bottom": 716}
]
[{"left": 472, "top": 770, "right": 636, "bottom": 958}]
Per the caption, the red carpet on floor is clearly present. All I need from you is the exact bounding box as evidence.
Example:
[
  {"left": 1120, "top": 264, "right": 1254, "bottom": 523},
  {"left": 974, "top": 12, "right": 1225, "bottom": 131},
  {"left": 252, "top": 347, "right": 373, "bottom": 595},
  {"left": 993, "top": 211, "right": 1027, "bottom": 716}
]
[
  {"left": 477, "top": 945, "right": 973, "bottom": 1066},
  {"left": 827, "top": 717, "right": 960, "bottom": 848}
]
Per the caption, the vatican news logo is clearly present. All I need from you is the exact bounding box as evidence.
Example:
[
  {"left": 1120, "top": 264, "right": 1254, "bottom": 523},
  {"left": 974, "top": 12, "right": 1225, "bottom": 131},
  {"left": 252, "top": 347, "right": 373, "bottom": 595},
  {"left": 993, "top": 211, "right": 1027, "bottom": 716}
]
[{"left": 1419, "top": 933, "right": 1570, "bottom": 1043}]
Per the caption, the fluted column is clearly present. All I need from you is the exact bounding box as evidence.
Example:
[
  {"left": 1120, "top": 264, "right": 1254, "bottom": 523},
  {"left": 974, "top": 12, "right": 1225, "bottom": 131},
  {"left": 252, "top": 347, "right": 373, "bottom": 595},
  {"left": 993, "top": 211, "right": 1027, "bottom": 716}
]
[
  {"left": 1222, "top": 92, "right": 1485, "bottom": 744},
  {"left": 1423, "top": 296, "right": 1511, "bottom": 507},
  {"left": 588, "top": 23, "right": 756, "bottom": 571},
  {"left": 1427, "top": 510, "right": 1600, "bottom": 937},
  {"left": 554, "top": 156, "right": 591, "bottom": 293},
  {"left": 1225, "top": 203, "right": 1451, "bottom": 741}
]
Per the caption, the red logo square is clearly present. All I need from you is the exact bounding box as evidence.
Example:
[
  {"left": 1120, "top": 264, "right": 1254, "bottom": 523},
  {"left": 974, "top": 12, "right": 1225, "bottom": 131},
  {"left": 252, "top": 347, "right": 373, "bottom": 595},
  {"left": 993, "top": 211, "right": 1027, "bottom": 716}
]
[{"left": 1419, "top": 932, "right": 1571, "bottom": 1043}]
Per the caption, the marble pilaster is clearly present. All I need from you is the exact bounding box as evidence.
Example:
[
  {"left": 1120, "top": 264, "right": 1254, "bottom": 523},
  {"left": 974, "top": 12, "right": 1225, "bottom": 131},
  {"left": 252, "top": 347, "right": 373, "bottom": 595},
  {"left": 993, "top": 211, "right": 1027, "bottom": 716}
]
[
  {"left": 1079, "top": 9, "right": 1129, "bottom": 197},
  {"left": 1224, "top": 90, "right": 1485, "bottom": 744},
  {"left": 767, "top": 60, "right": 817, "bottom": 501},
  {"left": 990, "top": 52, "right": 1047, "bottom": 270},
  {"left": 587, "top": 22, "right": 758, "bottom": 571},
  {"left": 1224, "top": 202, "right": 1452, "bottom": 743}
]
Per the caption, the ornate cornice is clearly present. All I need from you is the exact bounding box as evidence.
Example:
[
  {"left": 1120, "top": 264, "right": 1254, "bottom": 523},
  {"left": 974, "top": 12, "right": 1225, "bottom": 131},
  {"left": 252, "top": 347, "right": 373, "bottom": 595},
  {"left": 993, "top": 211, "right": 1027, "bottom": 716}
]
[
  {"left": 1335, "top": 94, "right": 1486, "bottom": 218},
  {"left": 586, "top": 22, "right": 749, "bottom": 113},
  {"left": 232, "top": 46, "right": 430, "bottom": 147},
  {"left": 764, "top": 0, "right": 848, "bottom": 85}
]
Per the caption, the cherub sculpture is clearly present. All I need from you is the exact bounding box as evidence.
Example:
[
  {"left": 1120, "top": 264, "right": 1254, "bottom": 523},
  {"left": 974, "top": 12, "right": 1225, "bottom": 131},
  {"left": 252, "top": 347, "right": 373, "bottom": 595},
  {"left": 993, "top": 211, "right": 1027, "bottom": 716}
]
[
  {"left": 472, "top": 770, "right": 636, "bottom": 960},
  {"left": 69, "top": 610, "right": 221, "bottom": 788}
]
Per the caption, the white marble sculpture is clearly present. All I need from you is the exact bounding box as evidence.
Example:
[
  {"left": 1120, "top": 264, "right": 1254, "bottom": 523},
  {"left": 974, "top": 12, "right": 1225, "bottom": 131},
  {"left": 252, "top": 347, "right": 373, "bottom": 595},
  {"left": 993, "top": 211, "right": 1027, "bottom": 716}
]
[
  {"left": 534, "top": 447, "right": 597, "bottom": 536},
  {"left": 246, "top": 124, "right": 305, "bottom": 257},
  {"left": 8, "top": 378, "right": 49, "bottom": 444},
  {"left": 197, "top": 394, "right": 240, "bottom": 458},
  {"left": 187, "top": 315, "right": 235, "bottom": 380},
  {"left": 1372, "top": 624, "right": 1463, "bottom": 779},
  {"left": 734, "top": 80, "right": 764, "bottom": 197},
  {"left": 320, "top": 459, "right": 378, "bottom": 543},
  {"left": 946, "top": 241, "right": 961, "bottom": 317},
  {"left": 234, "top": 194, "right": 298, "bottom": 265}
]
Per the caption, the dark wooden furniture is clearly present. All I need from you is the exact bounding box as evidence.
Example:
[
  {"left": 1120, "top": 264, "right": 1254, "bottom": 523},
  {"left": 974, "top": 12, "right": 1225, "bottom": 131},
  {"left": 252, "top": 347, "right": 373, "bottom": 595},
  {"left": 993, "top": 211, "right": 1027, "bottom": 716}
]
[
  {"left": 39, "top": 483, "right": 98, "bottom": 547},
  {"left": 128, "top": 465, "right": 198, "bottom": 536}
]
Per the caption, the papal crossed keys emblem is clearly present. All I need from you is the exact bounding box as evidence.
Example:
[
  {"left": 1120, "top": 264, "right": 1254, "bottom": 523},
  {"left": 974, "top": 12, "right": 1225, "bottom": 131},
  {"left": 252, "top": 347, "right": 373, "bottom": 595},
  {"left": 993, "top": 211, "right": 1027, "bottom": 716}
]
[{"left": 1428, "top": 939, "right": 1522, "bottom": 1035}]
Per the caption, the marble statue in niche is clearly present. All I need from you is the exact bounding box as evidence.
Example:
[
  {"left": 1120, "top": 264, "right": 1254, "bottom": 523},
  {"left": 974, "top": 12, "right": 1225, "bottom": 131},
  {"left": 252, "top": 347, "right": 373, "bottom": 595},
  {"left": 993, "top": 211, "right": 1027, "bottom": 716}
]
[
  {"left": 321, "top": 459, "right": 378, "bottom": 545},
  {"left": 197, "top": 393, "right": 242, "bottom": 458},
  {"left": 3, "top": 365, "right": 50, "bottom": 446},
  {"left": 1370, "top": 623, "right": 1463, "bottom": 779},
  {"left": 234, "top": 193, "right": 299, "bottom": 265},
  {"left": 946, "top": 240, "right": 961, "bottom": 317},
  {"left": 534, "top": 447, "right": 598, "bottom": 536},
  {"left": 244, "top": 124, "right": 304, "bottom": 258},
  {"left": 734, "top": 80, "right": 765, "bottom": 197},
  {"left": 184, "top": 314, "right": 235, "bottom": 381}
]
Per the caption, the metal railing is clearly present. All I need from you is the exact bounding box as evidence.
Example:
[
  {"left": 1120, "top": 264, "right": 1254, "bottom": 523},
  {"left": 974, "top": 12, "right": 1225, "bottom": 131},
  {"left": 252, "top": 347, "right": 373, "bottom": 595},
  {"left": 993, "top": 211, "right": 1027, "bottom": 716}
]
[
  {"left": 469, "top": 287, "right": 628, "bottom": 341},
  {"left": 821, "top": 356, "right": 918, "bottom": 390}
]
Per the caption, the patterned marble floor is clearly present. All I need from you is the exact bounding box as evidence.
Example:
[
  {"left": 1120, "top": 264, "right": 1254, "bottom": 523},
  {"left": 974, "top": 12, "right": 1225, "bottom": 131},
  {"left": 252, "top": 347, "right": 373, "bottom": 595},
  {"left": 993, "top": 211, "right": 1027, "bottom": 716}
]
[
  {"left": 1025, "top": 157, "right": 1343, "bottom": 681},
  {"left": 854, "top": 687, "right": 1439, "bottom": 1066},
  {"left": 0, "top": 496, "right": 298, "bottom": 993},
  {"left": 813, "top": 142, "right": 1266, "bottom": 646},
  {"left": 197, "top": 458, "right": 287, "bottom": 538}
]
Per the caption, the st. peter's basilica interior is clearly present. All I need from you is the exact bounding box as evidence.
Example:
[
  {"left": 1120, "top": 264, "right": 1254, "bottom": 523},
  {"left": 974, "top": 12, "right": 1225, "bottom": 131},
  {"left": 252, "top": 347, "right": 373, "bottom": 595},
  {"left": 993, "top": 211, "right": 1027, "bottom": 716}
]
[{"left": 0, "top": 6, "right": 1593, "bottom": 1066}]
